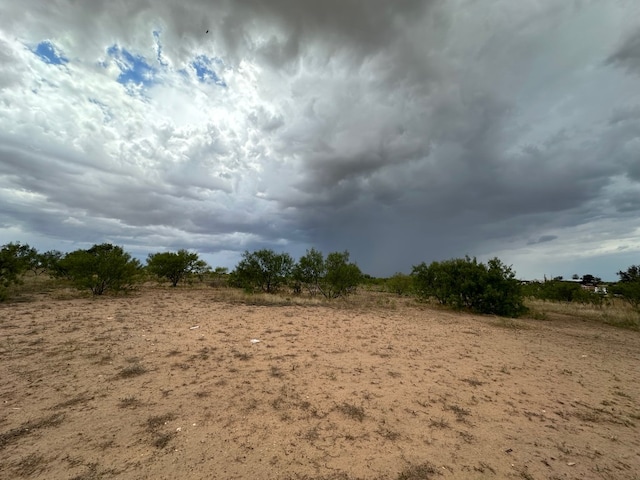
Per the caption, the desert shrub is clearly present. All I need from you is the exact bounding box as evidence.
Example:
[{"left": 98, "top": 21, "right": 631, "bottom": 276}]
[
  {"left": 209, "top": 267, "right": 229, "bottom": 288},
  {"left": 412, "top": 256, "right": 525, "bottom": 317},
  {"left": 324, "top": 251, "right": 362, "bottom": 298},
  {"left": 520, "top": 281, "right": 542, "bottom": 298},
  {"left": 0, "top": 242, "right": 37, "bottom": 301},
  {"left": 146, "top": 250, "right": 209, "bottom": 287},
  {"left": 56, "top": 243, "right": 141, "bottom": 295},
  {"left": 613, "top": 265, "right": 640, "bottom": 310},
  {"left": 572, "top": 287, "right": 607, "bottom": 307},
  {"left": 524, "top": 280, "right": 607, "bottom": 307},
  {"left": 232, "top": 249, "right": 294, "bottom": 293},
  {"left": 34, "top": 250, "right": 64, "bottom": 276},
  {"left": 293, "top": 247, "right": 325, "bottom": 295},
  {"left": 543, "top": 281, "right": 582, "bottom": 302},
  {"left": 361, "top": 274, "right": 387, "bottom": 289},
  {"left": 386, "top": 272, "right": 413, "bottom": 296},
  {"left": 294, "top": 249, "right": 362, "bottom": 298}
]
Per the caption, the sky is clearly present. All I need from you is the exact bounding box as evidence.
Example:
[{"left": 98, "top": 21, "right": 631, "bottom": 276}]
[{"left": 1, "top": 0, "right": 640, "bottom": 281}]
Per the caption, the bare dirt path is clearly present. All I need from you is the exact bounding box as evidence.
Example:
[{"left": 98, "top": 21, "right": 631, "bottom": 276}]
[{"left": 1, "top": 288, "right": 639, "bottom": 479}]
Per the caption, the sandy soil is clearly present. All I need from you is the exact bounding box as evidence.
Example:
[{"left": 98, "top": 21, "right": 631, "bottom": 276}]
[{"left": 1, "top": 287, "right": 639, "bottom": 480}]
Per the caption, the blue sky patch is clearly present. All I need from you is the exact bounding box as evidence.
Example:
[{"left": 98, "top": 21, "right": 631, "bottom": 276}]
[
  {"left": 33, "top": 40, "right": 68, "bottom": 65},
  {"left": 192, "top": 55, "right": 227, "bottom": 86},
  {"left": 106, "top": 45, "right": 157, "bottom": 88}
]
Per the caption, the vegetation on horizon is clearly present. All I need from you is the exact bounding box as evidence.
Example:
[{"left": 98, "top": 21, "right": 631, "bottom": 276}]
[
  {"left": 412, "top": 256, "right": 526, "bottom": 317},
  {"left": 54, "top": 244, "right": 141, "bottom": 295},
  {"left": 230, "top": 249, "right": 294, "bottom": 293},
  {"left": 613, "top": 265, "right": 640, "bottom": 310},
  {"left": 293, "top": 248, "right": 362, "bottom": 298},
  {"left": 2, "top": 241, "right": 640, "bottom": 325},
  {"left": 521, "top": 280, "right": 606, "bottom": 307},
  {"left": 147, "top": 249, "right": 210, "bottom": 287}
]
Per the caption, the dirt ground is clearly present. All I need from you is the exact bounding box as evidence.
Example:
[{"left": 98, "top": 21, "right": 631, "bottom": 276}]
[{"left": 1, "top": 287, "right": 639, "bottom": 480}]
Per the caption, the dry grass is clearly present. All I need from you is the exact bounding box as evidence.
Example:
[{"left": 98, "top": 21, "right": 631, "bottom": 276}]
[
  {"left": 11, "top": 273, "right": 639, "bottom": 331},
  {"left": 396, "top": 462, "right": 439, "bottom": 479},
  {"left": 0, "top": 413, "right": 65, "bottom": 451},
  {"left": 376, "top": 426, "right": 401, "bottom": 441},
  {"left": 206, "top": 286, "right": 406, "bottom": 311},
  {"left": 461, "top": 377, "right": 484, "bottom": 387},
  {"left": 10, "top": 453, "right": 47, "bottom": 478},
  {"left": 117, "top": 363, "right": 147, "bottom": 378},
  {"left": 211, "top": 288, "right": 328, "bottom": 307},
  {"left": 336, "top": 403, "right": 366, "bottom": 422},
  {"left": 429, "top": 418, "right": 450, "bottom": 429},
  {"left": 51, "top": 394, "right": 92, "bottom": 410},
  {"left": 146, "top": 413, "right": 177, "bottom": 432},
  {"left": 208, "top": 287, "right": 640, "bottom": 328},
  {"left": 144, "top": 413, "right": 177, "bottom": 449},
  {"left": 526, "top": 298, "right": 640, "bottom": 330},
  {"left": 446, "top": 404, "right": 471, "bottom": 423},
  {"left": 118, "top": 395, "right": 142, "bottom": 408},
  {"left": 69, "top": 462, "right": 121, "bottom": 480}
]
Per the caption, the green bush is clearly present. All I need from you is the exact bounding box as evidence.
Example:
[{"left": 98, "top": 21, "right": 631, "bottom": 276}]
[
  {"left": 233, "top": 249, "right": 294, "bottom": 293},
  {"left": 209, "top": 267, "right": 229, "bottom": 288},
  {"left": 293, "top": 248, "right": 325, "bottom": 295},
  {"left": 543, "top": 281, "right": 582, "bottom": 302},
  {"left": 146, "top": 250, "right": 209, "bottom": 287},
  {"left": 323, "top": 251, "right": 362, "bottom": 298},
  {"left": 572, "top": 287, "right": 607, "bottom": 307},
  {"left": 34, "top": 250, "right": 64, "bottom": 276},
  {"left": 361, "top": 274, "right": 387, "bottom": 289},
  {"left": 56, "top": 244, "right": 141, "bottom": 295},
  {"left": 386, "top": 272, "right": 413, "bottom": 296},
  {"left": 294, "top": 249, "right": 362, "bottom": 298},
  {"left": 613, "top": 265, "right": 640, "bottom": 310},
  {"left": 412, "top": 256, "right": 525, "bottom": 317},
  {"left": 523, "top": 280, "right": 606, "bottom": 307},
  {"left": 0, "top": 242, "right": 36, "bottom": 301}
]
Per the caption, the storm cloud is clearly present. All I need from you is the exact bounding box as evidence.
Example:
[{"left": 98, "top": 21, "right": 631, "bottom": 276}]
[{"left": 1, "top": 0, "right": 639, "bottom": 280}]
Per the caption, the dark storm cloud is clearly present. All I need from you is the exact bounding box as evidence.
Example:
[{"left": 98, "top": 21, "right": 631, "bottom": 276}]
[
  {"left": 2, "top": 0, "right": 433, "bottom": 60},
  {"left": 606, "top": 28, "right": 640, "bottom": 74},
  {"left": 611, "top": 189, "right": 640, "bottom": 213},
  {"left": 278, "top": 80, "right": 638, "bottom": 273},
  {"left": 527, "top": 235, "right": 558, "bottom": 246}
]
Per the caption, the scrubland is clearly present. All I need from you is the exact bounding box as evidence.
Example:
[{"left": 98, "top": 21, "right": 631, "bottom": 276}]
[{"left": 1, "top": 285, "right": 639, "bottom": 479}]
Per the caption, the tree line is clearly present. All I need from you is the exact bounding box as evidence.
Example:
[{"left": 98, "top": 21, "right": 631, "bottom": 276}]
[
  {"left": 2, "top": 241, "right": 640, "bottom": 317},
  {"left": 0, "top": 242, "right": 363, "bottom": 301},
  {"left": 229, "top": 248, "right": 362, "bottom": 298}
]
